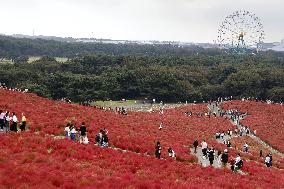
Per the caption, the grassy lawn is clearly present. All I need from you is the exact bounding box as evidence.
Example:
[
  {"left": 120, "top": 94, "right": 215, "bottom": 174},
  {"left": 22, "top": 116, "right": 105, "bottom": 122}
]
[
  {"left": 55, "top": 57, "right": 68, "bottom": 62},
  {"left": 0, "top": 57, "right": 68, "bottom": 64},
  {"left": 0, "top": 58, "right": 13, "bottom": 64},
  {"left": 28, "top": 56, "right": 41, "bottom": 63},
  {"left": 28, "top": 56, "right": 68, "bottom": 63},
  {"left": 91, "top": 100, "right": 138, "bottom": 107}
]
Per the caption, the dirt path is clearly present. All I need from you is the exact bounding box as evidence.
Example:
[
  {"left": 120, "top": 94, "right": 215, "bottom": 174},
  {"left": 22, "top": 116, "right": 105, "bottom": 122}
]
[
  {"left": 188, "top": 102, "right": 284, "bottom": 174},
  {"left": 189, "top": 147, "right": 221, "bottom": 168},
  {"left": 208, "top": 102, "right": 284, "bottom": 158}
]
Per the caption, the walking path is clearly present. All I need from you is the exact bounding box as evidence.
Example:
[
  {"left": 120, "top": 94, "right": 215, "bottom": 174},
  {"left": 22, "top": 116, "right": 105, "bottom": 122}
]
[
  {"left": 208, "top": 102, "right": 284, "bottom": 158},
  {"left": 2, "top": 101, "right": 282, "bottom": 175},
  {"left": 189, "top": 147, "right": 221, "bottom": 168},
  {"left": 189, "top": 101, "right": 284, "bottom": 174}
]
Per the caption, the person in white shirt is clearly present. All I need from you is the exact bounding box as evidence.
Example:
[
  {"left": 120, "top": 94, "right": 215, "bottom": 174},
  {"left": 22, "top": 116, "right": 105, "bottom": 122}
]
[
  {"left": 82, "top": 136, "right": 89, "bottom": 145},
  {"left": 265, "top": 155, "right": 271, "bottom": 167},
  {"left": 168, "top": 148, "right": 176, "bottom": 159},
  {"left": 0, "top": 110, "right": 5, "bottom": 131},
  {"left": 159, "top": 123, "right": 163, "bottom": 130},
  {"left": 235, "top": 154, "right": 241, "bottom": 164},
  {"left": 234, "top": 153, "right": 243, "bottom": 171},
  {"left": 253, "top": 130, "right": 257, "bottom": 136},
  {"left": 64, "top": 123, "right": 71, "bottom": 139},
  {"left": 201, "top": 140, "right": 208, "bottom": 157},
  {"left": 243, "top": 142, "right": 249, "bottom": 153},
  {"left": 229, "top": 130, "right": 233, "bottom": 137},
  {"left": 11, "top": 112, "right": 18, "bottom": 132}
]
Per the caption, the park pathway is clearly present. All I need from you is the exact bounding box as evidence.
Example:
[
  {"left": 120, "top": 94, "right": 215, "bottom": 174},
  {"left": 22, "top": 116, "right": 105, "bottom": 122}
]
[
  {"left": 189, "top": 147, "right": 221, "bottom": 168},
  {"left": 207, "top": 102, "right": 284, "bottom": 158}
]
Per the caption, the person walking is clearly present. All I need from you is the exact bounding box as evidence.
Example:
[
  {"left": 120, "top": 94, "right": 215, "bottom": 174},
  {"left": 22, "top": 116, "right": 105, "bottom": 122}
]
[
  {"left": 269, "top": 153, "right": 273, "bottom": 167},
  {"left": 220, "top": 132, "right": 225, "bottom": 141},
  {"left": 221, "top": 149, "right": 229, "bottom": 167},
  {"left": 265, "top": 154, "right": 271, "bottom": 167},
  {"left": 243, "top": 142, "right": 249, "bottom": 153},
  {"left": 207, "top": 148, "right": 215, "bottom": 166},
  {"left": 234, "top": 153, "right": 243, "bottom": 171}
]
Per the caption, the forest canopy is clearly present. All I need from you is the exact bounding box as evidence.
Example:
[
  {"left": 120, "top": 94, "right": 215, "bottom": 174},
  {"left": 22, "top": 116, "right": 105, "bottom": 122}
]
[{"left": 1, "top": 36, "right": 284, "bottom": 103}]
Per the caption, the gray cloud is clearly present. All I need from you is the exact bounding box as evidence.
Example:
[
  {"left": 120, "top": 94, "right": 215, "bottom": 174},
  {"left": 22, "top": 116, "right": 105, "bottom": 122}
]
[{"left": 0, "top": 0, "right": 283, "bottom": 42}]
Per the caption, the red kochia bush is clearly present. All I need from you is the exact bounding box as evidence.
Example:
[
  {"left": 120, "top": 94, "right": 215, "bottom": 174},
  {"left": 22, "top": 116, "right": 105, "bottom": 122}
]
[
  {"left": 223, "top": 100, "right": 284, "bottom": 153},
  {"left": 1, "top": 90, "right": 284, "bottom": 188},
  {"left": 0, "top": 89, "right": 234, "bottom": 162},
  {"left": 0, "top": 133, "right": 283, "bottom": 189}
]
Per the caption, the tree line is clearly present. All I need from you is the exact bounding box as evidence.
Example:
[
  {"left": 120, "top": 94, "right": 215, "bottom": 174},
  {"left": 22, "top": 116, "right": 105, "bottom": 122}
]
[{"left": 0, "top": 36, "right": 284, "bottom": 103}]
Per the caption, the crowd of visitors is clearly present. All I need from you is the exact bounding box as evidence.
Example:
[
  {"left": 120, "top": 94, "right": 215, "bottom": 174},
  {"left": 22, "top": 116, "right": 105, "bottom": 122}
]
[
  {"left": 64, "top": 123, "right": 109, "bottom": 147},
  {"left": 95, "top": 128, "right": 109, "bottom": 147},
  {"left": 0, "top": 83, "right": 28, "bottom": 93},
  {"left": 1, "top": 89, "right": 276, "bottom": 173},
  {"left": 0, "top": 110, "right": 27, "bottom": 133},
  {"left": 96, "top": 106, "right": 128, "bottom": 115},
  {"left": 64, "top": 122, "right": 90, "bottom": 145},
  {"left": 193, "top": 139, "right": 243, "bottom": 170},
  {"left": 154, "top": 142, "right": 176, "bottom": 160}
]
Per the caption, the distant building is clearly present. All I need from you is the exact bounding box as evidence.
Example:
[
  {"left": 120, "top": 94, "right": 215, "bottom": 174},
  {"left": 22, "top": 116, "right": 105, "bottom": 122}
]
[{"left": 269, "top": 39, "right": 284, "bottom": 52}]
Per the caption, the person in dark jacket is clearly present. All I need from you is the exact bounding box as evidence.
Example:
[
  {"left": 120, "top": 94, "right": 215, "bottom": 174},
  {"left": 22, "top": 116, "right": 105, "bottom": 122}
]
[
  {"left": 155, "top": 141, "right": 162, "bottom": 159},
  {"left": 0, "top": 110, "right": 5, "bottom": 131},
  {"left": 11, "top": 112, "right": 18, "bottom": 132},
  {"left": 221, "top": 149, "right": 229, "bottom": 167},
  {"left": 269, "top": 153, "right": 273, "bottom": 167},
  {"left": 79, "top": 122, "right": 87, "bottom": 143},
  {"left": 193, "top": 139, "right": 198, "bottom": 153},
  {"left": 207, "top": 147, "right": 215, "bottom": 166},
  {"left": 95, "top": 130, "right": 103, "bottom": 146}
]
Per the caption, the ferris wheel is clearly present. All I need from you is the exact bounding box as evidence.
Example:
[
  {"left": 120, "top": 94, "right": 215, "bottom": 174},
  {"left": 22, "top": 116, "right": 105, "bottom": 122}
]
[{"left": 217, "top": 10, "right": 265, "bottom": 53}]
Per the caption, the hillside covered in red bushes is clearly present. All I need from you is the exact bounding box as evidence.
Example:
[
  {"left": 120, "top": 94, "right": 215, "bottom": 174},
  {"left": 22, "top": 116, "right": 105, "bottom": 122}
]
[
  {"left": 0, "top": 89, "right": 284, "bottom": 188},
  {"left": 223, "top": 100, "right": 284, "bottom": 153}
]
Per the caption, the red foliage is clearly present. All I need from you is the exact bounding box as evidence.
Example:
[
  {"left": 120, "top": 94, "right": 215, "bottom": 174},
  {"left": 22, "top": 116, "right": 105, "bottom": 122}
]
[
  {"left": 230, "top": 136, "right": 284, "bottom": 169},
  {"left": 0, "top": 133, "right": 283, "bottom": 189},
  {"left": 0, "top": 89, "right": 235, "bottom": 161},
  {"left": 0, "top": 90, "right": 284, "bottom": 188}
]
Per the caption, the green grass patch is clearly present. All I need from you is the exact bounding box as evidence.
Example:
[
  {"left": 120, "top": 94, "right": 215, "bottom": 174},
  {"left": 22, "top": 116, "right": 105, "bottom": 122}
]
[
  {"left": 28, "top": 56, "right": 68, "bottom": 63},
  {"left": 91, "top": 100, "right": 138, "bottom": 107},
  {"left": 55, "top": 57, "right": 68, "bottom": 62},
  {"left": 28, "top": 56, "right": 41, "bottom": 63},
  {"left": 0, "top": 58, "right": 13, "bottom": 64}
]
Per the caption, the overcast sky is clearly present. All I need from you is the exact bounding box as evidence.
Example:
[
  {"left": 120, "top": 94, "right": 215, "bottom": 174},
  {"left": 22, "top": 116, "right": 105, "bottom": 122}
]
[{"left": 0, "top": 0, "right": 283, "bottom": 43}]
